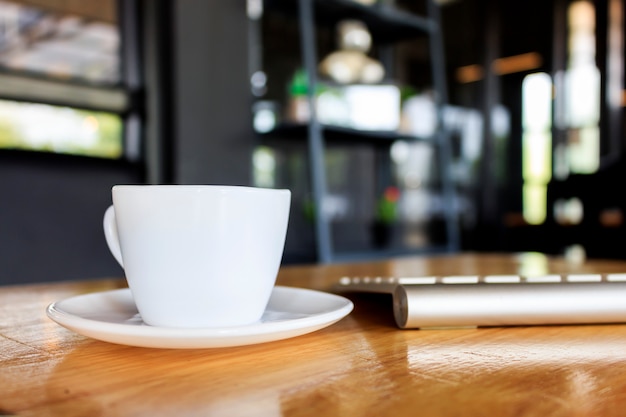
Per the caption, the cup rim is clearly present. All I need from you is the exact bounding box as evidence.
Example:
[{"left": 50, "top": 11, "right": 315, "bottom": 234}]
[{"left": 112, "top": 185, "right": 290, "bottom": 194}]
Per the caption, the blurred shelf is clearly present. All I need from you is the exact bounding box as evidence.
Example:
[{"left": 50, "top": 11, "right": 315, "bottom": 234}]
[
  {"left": 264, "top": 0, "right": 435, "bottom": 43},
  {"left": 0, "top": 73, "right": 129, "bottom": 113},
  {"left": 255, "top": 0, "right": 457, "bottom": 263},
  {"left": 260, "top": 122, "right": 434, "bottom": 145}
]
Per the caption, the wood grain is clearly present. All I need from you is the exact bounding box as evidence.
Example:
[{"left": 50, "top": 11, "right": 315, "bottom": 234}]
[{"left": 2, "top": 253, "right": 626, "bottom": 416}]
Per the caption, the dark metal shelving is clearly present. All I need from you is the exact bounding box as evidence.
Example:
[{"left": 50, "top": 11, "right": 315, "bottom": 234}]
[
  {"left": 265, "top": 0, "right": 435, "bottom": 43},
  {"left": 264, "top": 0, "right": 460, "bottom": 263},
  {"left": 261, "top": 122, "right": 435, "bottom": 145}
]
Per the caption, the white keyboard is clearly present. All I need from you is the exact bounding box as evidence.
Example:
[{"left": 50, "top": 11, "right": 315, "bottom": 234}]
[{"left": 335, "top": 274, "right": 626, "bottom": 329}]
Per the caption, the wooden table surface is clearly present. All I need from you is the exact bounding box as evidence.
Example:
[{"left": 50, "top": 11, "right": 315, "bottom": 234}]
[{"left": 3, "top": 252, "right": 626, "bottom": 416}]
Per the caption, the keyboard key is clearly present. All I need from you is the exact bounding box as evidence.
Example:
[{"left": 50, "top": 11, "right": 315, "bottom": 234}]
[
  {"left": 566, "top": 274, "right": 602, "bottom": 282},
  {"left": 484, "top": 275, "right": 521, "bottom": 283},
  {"left": 398, "top": 276, "right": 437, "bottom": 285},
  {"left": 524, "top": 275, "right": 562, "bottom": 283},
  {"left": 441, "top": 276, "right": 479, "bottom": 284}
]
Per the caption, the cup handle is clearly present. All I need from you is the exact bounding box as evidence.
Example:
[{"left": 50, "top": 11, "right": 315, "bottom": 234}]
[{"left": 103, "top": 205, "right": 124, "bottom": 267}]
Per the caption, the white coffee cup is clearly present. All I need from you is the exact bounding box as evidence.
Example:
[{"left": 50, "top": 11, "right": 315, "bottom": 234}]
[{"left": 103, "top": 185, "right": 291, "bottom": 328}]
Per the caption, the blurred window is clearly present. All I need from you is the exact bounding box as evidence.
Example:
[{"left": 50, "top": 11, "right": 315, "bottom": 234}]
[
  {"left": 0, "top": 0, "right": 119, "bottom": 84},
  {"left": 522, "top": 72, "right": 552, "bottom": 225},
  {"left": 522, "top": 0, "right": 601, "bottom": 225},
  {"left": 0, "top": 99, "right": 122, "bottom": 158},
  {"left": 0, "top": 0, "right": 132, "bottom": 159},
  {"left": 564, "top": 0, "right": 600, "bottom": 174}
]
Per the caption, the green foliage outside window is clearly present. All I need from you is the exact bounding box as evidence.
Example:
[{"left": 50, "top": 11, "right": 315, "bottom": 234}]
[{"left": 0, "top": 99, "right": 122, "bottom": 159}]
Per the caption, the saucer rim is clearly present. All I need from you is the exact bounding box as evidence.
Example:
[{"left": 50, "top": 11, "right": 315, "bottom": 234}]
[{"left": 46, "top": 286, "right": 354, "bottom": 349}]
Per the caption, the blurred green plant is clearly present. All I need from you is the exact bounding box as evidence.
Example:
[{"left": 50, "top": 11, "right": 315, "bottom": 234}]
[{"left": 375, "top": 186, "right": 400, "bottom": 224}]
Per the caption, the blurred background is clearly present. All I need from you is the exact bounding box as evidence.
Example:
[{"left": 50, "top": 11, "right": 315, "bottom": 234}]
[{"left": 0, "top": 0, "right": 624, "bottom": 284}]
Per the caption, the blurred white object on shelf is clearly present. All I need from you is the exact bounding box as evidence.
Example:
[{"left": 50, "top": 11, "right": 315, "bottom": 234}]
[{"left": 317, "top": 84, "right": 400, "bottom": 131}]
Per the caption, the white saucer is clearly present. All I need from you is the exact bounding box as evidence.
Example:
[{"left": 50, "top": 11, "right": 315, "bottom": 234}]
[{"left": 47, "top": 286, "right": 353, "bottom": 349}]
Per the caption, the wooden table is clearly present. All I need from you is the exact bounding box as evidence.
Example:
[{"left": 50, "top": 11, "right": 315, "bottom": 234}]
[{"left": 3, "top": 252, "right": 626, "bottom": 416}]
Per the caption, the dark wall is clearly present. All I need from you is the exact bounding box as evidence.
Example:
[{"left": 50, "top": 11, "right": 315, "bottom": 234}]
[
  {"left": 173, "top": 0, "right": 254, "bottom": 185},
  {"left": 0, "top": 151, "right": 143, "bottom": 285}
]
